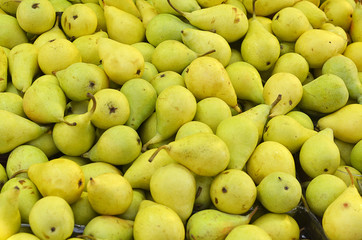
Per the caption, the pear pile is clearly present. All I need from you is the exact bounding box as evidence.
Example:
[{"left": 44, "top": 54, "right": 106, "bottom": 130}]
[{"left": 1, "top": 0, "right": 362, "bottom": 239}]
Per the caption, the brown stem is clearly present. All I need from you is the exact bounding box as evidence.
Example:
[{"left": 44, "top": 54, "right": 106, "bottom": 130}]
[
  {"left": 148, "top": 145, "right": 168, "bottom": 163},
  {"left": 87, "top": 92, "right": 97, "bottom": 114},
  {"left": 63, "top": 119, "right": 77, "bottom": 126},
  {"left": 252, "top": 0, "right": 257, "bottom": 19},
  {"left": 198, "top": 49, "right": 217, "bottom": 57},
  {"left": 345, "top": 166, "right": 355, "bottom": 186},
  {"left": 270, "top": 94, "right": 282, "bottom": 109},
  {"left": 247, "top": 205, "right": 259, "bottom": 221},
  {"left": 167, "top": 0, "right": 185, "bottom": 16}
]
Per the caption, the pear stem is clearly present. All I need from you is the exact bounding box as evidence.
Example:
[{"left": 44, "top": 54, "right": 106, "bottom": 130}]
[
  {"left": 167, "top": 0, "right": 185, "bottom": 16},
  {"left": 247, "top": 205, "right": 259, "bottom": 221},
  {"left": 270, "top": 94, "right": 282, "bottom": 109},
  {"left": 198, "top": 49, "right": 217, "bottom": 57},
  {"left": 87, "top": 92, "right": 97, "bottom": 115},
  {"left": 345, "top": 166, "right": 355, "bottom": 186},
  {"left": 62, "top": 119, "right": 77, "bottom": 126},
  {"left": 9, "top": 169, "right": 28, "bottom": 179},
  {"left": 252, "top": 0, "right": 257, "bottom": 19},
  {"left": 148, "top": 145, "right": 169, "bottom": 163},
  {"left": 301, "top": 194, "right": 310, "bottom": 212}
]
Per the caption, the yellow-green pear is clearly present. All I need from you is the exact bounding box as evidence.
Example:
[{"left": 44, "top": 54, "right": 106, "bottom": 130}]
[
  {"left": 70, "top": 191, "right": 98, "bottom": 225},
  {"left": 141, "top": 61, "right": 159, "bottom": 82},
  {"left": 317, "top": 104, "right": 362, "bottom": 143},
  {"left": 152, "top": 0, "right": 200, "bottom": 15},
  {"left": 118, "top": 189, "right": 146, "bottom": 220},
  {"left": 243, "top": 0, "right": 300, "bottom": 16},
  {"left": 61, "top": 3, "right": 97, "bottom": 39},
  {"left": 16, "top": 0, "right": 56, "bottom": 34},
  {"left": 0, "top": 0, "right": 21, "bottom": 15},
  {"left": 322, "top": 167, "right": 362, "bottom": 240},
  {"left": 8, "top": 43, "right": 39, "bottom": 93},
  {"left": 286, "top": 110, "right": 314, "bottom": 130},
  {"left": 32, "top": 15, "right": 67, "bottom": 49},
  {"left": 84, "top": 3, "right": 106, "bottom": 32},
  {"left": 131, "top": 42, "right": 155, "bottom": 63},
  {"left": 196, "top": 0, "right": 224, "bottom": 7},
  {"left": 334, "top": 138, "right": 354, "bottom": 165},
  {"left": 350, "top": 0, "right": 362, "bottom": 42},
  {"left": 82, "top": 215, "right": 133, "bottom": 240},
  {"left": 293, "top": 0, "right": 328, "bottom": 28},
  {"left": 97, "top": 37, "right": 144, "bottom": 85},
  {"left": 351, "top": 140, "right": 362, "bottom": 172},
  {"left": 252, "top": 213, "right": 300, "bottom": 240},
  {"left": 135, "top": 0, "right": 158, "bottom": 28},
  {"left": 6, "top": 233, "right": 40, "bottom": 240},
  {"left": 65, "top": 99, "right": 89, "bottom": 115},
  {"left": 0, "top": 164, "right": 7, "bottom": 189},
  {"left": 175, "top": 121, "right": 213, "bottom": 140},
  {"left": 210, "top": 169, "right": 257, "bottom": 214},
  {"left": 320, "top": 0, "right": 354, "bottom": 31},
  {"left": 334, "top": 165, "right": 362, "bottom": 193},
  {"left": 26, "top": 130, "right": 59, "bottom": 158},
  {"left": 133, "top": 200, "right": 185, "bottom": 240},
  {"left": 279, "top": 41, "right": 295, "bottom": 56},
  {"left": 263, "top": 114, "right": 318, "bottom": 153},
  {"left": 150, "top": 70, "right": 185, "bottom": 95},
  {"left": 193, "top": 175, "right": 213, "bottom": 211},
  {"left": 0, "top": 46, "right": 7, "bottom": 92},
  {"left": 186, "top": 207, "right": 258, "bottom": 240},
  {"left": 0, "top": 110, "right": 49, "bottom": 154},
  {"left": 37, "top": 38, "right": 82, "bottom": 75},
  {"left": 0, "top": 14, "right": 28, "bottom": 49},
  {"left": 229, "top": 48, "right": 243, "bottom": 65},
  {"left": 29, "top": 196, "right": 74, "bottom": 240},
  {"left": 100, "top": 0, "right": 141, "bottom": 18},
  {"left": 343, "top": 42, "right": 362, "bottom": 72},
  {"left": 0, "top": 92, "right": 25, "bottom": 117},
  {"left": 48, "top": 0, "right": 72, "bottom": 12},
  {"left": 225, "top": 224, "right": 272, "bottom": 240},
  {"left": 320, "top": 21, "right": 349, "bottom": 41},
  {"left": 0, "top": 186, "right": 21, "bottom": 240}
]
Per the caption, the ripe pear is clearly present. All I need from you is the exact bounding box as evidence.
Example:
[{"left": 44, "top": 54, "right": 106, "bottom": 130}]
[
  {"left": 334, "top": 165, "right": 362, "bottom": 194},
  {"left": 243, "top": 0, "right": 299, "bottom": 16},
  {"left": 152, "top": 0, "right": 200, "bottom": 15},
  {"left": 16, "top": 0, "right": 56, "bottom": 35},
  {"left": 0, "top": 164, "right": 7, "bottom": 189},
  {"left": 196, "top": 0, "right": 224, "bottom": 7},
  {"left": 175, "top": 121, "right": 213, "bottom": 140},
  {"left": 186, "top": 207, "right": 258, "bottom": 240},
  {"left": 141, "top": 62, "right": 159, "bottom": 82},
  {"left": 350, "top": 0, "right": 362, "bottom": 42},
  {"left": 131, "top": 42, "right": 155, "bottom": 62},
  {"left": 0, "top": 110, "right": 49, "bottom": 154},
  {"left": 193, "top": 175, "right": 213, "bottom": 211},
  {"left": 0, "top": 14, "right": 28, "bottom": 49},
  {"left": 82, "top": 215, "right": 133, "bottom": 240},
  {"left": 343, "top": 42, "right": 362, "bottom": 72},
  {"left": 150, "top": 70, "right": 185, "bottom": 95},
  {"left": 48, "top": 0, "right": 72, "bottom": 12},
  {"left": 97, "top": 37, "right": 144, "bottom": 85},
  {"left": 100, "top": 0, "right": 140, "bottom": 18},
  {"left": 6, "top": 233, "right": 40, "bottom": 240},
  {"left": 351, "top": 140, "right": 362, "bottom": 172},
  {"left": 271, "top": 52, "right": 309, "bottom": 83},
  {"left": 0, "top": 46, "right": 7, "bottom": 92},
  {"left": 0, "top": 186, "right": 21, "bottom": 240},
  {"left": 29, "top": 196, "right": 74, "bottom": 240},
  {"left": 257, "top": 171, "right": 302, "bottom": 213},
  {"left": 317, "top": 103, "right": 362, "bottom": 143},
  {"left": 334, "top": 138, "right": 354, "bottom": 165},
  {"left": 141, "top": 85, "right": 197, "bottom": 151},
  {"left": 118, "top": 189, "right": 146, "bottom": 220},
  {"left": 322, "top": 167, "right": 362, "bottom": 240},
  {"left": 0, "top": 92, "right": 25, "bottom": 117},
  {"left": 286, "top": 110, "right": 314, "bottom": 130},
  {"left": 8, "top": 43, "right": 39, "bottom": 93},
  {"left": 225, "top": 224, "right": 272, "bottom": 240},
  {"left": 320, "top": 0, "right": 354, "bottom": 31},
  {"left": 70, "top": 191, "right": 98, "bottom": 225},
  {"left": 167, "top": 0, "right": 248, "bottom": 42},
  {"left": 82, "top": 3, "right": 106, "bottom": 32},
  {"left": 293, "top": 0, "right": 328, "bottom": 28},
  {"left": 135, "top": 0, "right": 158, "bottom": 28},
  {"left": 133, "top": 200, "right": 185, "bottom": 240},
  {"left": 61, "top": 3, "right": 97, "bottom": 38}
]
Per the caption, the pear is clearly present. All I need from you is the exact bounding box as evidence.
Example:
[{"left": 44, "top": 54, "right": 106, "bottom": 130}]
[
  {"left": 350, "top": 0, "right": 362, "bottom": 42},
  {"left": 193, "top": 175, "right": 213, "bottom": 211},
  {"left": 306, "top": 174, "right": 348, "bottom": 217},
  {"left": 1, "top": 177, "right": 41, "bottom": 223},
  {"left": 133, "top": 200, "right": 185, "bottom": 240},
  {"left": 175, "top": 120, "right": 213, "bottom": 140},
  {"left": 148, "top": 132, "right": 230, "bottom": 176},
  {"left": 229, "top": 48, "right": 243, "bottom": 65},
  {"left": 48, "top": 0, "right": 72, "bottom": 12},
  {"left": 0, "top": 14, "right": 28, "bottom": 49},
  {"left": 286, "top": 110, "right": 314, "bottom": 130},
  {"left": 0, "top": 110, "right": 49, "bottom": 154},
  {"left": 0, "top": 164, "right": 7, "bottom": 189},
  {"left": 100, "top": 0, "right": 141, "bottom": 18},
  {"left": 343, "top": 42, "right": 362, "bottom": 72},
  {"left": 0, "top": 186, "right": 21, "bottom": 240},
  {"left": 293, "top": 0, "right": 328, "bottom": 28},
  {"left": 317, "top": 104, "right": 362, "bottom": 144},
  {"left": 8, "top": 43, "right": 39, "bottom": 93},
  {"left": 141, "top": 62, "right": 159, "bottom": 82},
  {"left": 150, "top": 163, "right": 196, "bottom": 223},
  {"left": 52, "top": 93, "right": 96, "bottom": 156},
  {"left": 103, "top": 4, "right": 145, "bottom": 44},
  {"left": 61, "top": 3, "right": 97, "bottom": 38},
  {"left": 252, "top": 213, "right": 300, "bottom": 240},
  {"left": 241, "top": 0, "right": 280, "bottom": 72},
  {"left": 181, "top": 28, "right": 231, "bottom": 67},
  {"left": 150, "top": 70, "right": 185, "bottom": 95},
  {"left": 167, "top": 0, "right": 248, "bottom": 43},
  {"left": 334, "top": 165, "right": 362, "bottom": 194},
  {"left": 322, "top": 54, "right": 362, "bottom": 104},
  {"left": 29, "top": 196, "right": 74, "bottom": 240},
  {"left": 351, "top": 140, "right": 362, "bottom": 172},
  {"left": 118, "top": 189, "right": 146, "bottom": 220},
  {"left": 0, "top": 46, "right": 8, "bottom": 92},
  {"left": 145, "top": 13, "right": 196, "bottom": 46},
  {"left": 131, "top": 42, "right": 155, "bottom": 62},
  {"left": 334, "top": 138, "right": 354, "bottom": 166},
  {"left": 210, "top": 169, "right": 257, "bottom": 214},
  {"left": 86, "top": 88, "right": 130, "bottom": 129},
  {"left": 243, "top": 0, "right": 299, "bottom": 16},
  {"left": 16, "top": 0, "right": 56, "bottom": 35},
  {"left": 153, "top": 0, "right": 200, "bottom": 15},
  {"left": 81, "top": 215, "right": 133, "bottom": 240},
  {"left": 120, "top": 78, "right": 157, "bottom": 130},
  {"left": 0, "top": 92, "right": 25, "bottom": 117},
  {"left": 196, "top": 0, "right": 224, "bottom": 7},
  {"left": 186, "top": 207, "right": 258, "bottom": 240},
  {"left": 322, "top": 167, "right": 362, "bottom": 240},
  {"left": 32, "top": 15, "right": 66, "bottom": 50},
  {"left": 26, "top": 130, "right": 59, "bottom": 158},
  {"left": 320, "top": 0, "right": 354, "bottom": 31},
  {"left": 320, "top": 22, "right": 349, "bottom": 41},
  {"left": 225, "top": 224, "right": 272, "bottom": 240},
  {"left": 65, "top": 99, "right": 89, "bottom": 115},
  {"left": 6, "top": 233, "right": 41, "bottom": 240},
  {"left": 184, "top": 56, "right": 241, "bottom": 112},
  {"left": 97, "top": 37, "right": 144, "bottom": 85},
  {"left": 263, "top": 114, "right": 318, "bottom": 154},
  {"left": 70, "top": 191, "right": 98, "bottom": 225},
  {"left": 37, "top": 38, "right": 82, "bottom": 75},
  {"left": 257, "top": 171, "right": 302, "bottom": 213},
  {"left": 141, "top": 85, "right": 197, "bottom": 151},
  {"left": 226, "top": 61, "right": 264, "bottom": 104},
  {"left": 0, "top": 0, "right": 21, "bottom": 15},
  {"left": 135, "top": 0, "right": 158, "bottom": 28},
  {"left": 279, "top": 41, "right": 295, "bottom": 56}
]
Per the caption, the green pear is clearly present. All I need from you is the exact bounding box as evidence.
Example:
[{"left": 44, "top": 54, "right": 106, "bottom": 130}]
[
  {"left": 8, "top": 43, "right": 39, "bottom": 93},
  {"left": 215, "top": 116, "right": 259, "bottom": 170},
  {"left": 226, "top": 61, "right": 264, "bottom": 104},
  {"left": 152, "top": 0, "right": 200, "bottom": 15},
  {"left": 257, "top": 171, "right": 302, "bottom": 213},
  {"left": 334, "top": 138, "right": 354, "bottom": 165},
  {"left": 0, "top": 14, "right": 28, "bottom": 49},
  {"left": 81, "top": 215, "right": 133, "bottom": 240},
  {"left": 29, "top": 196, "right": 74, "bottom": 240},
  {"left": 135, "top": 0, "right": 158, "bottom": 28},
  {"left": 0, "top": 186, "right": 21, "bottom": 240},
  {"left": 120, "top": 78, "right": 157, "bottom": 130},
  {"left": 229, "top": 48, "right": 243, "bottom": 65},
  {"left": 70, "top": 191, "right": 98, "bottom": 225},
  {"left": 279, "top": 41, "right": 295, "bottom": 56},
  {"left": 100, "top": 0, "right": 141, "bottom": 18},
  {"left": 145, "top": 13, "right": 196, "bottom": 46},
  {"left": 87, "top": 172, "right": 133, "bottom": 215},
  {"left": 131, "top": 42, "right": 155, "bottom": 63},
  {"left": 186, "top": 207, "right": 258, "bottom": 240},
  {"left": 0, "top": 92, "right": 25, "bottom": 117},
  {"left": 149, "top": 132, "right": 230, "bottom": 176},
  {"left": 322, "top": 167, "right": 362, "bottom": 240},
  {"left": 286, "top": 110, "right": 314, "bottom": 130},
  {"left": 141, "top": 85, "right": 197, "bottom": 151},
  {"left": 133, "top": 200, "right": 185, "bottom": 240},
  {"left": 65, "top": 99, "right": 89, "bottom": 115},
  {"left": 175, "top": 121, "right": 213, "bottom": 140},
  {"left": 252, "top": 213, "right": 300, "bottom": 240},
  {"left": 293, "top": 0, "right": 328, "bottom": 28},
  {"left": 1, "top": 177, "right": 41, "bottom": 223},
  {"left": 97, "top": 37, "right": 144, "bottom": 85},
  {"left": 243, "top": 0, "right": 299, "bottom": 16},
  {"left": 167, "top": 0, "right": 248, "bottom": 43},
  {"left": 193, "top": 175, "right": 213, "bottom": 211},
  {"left": 26, "top": 129, "right": 59, "bottom": 158},
  {"left": 210, "top": 169, "right": 256, "bottom": 214},
  {"left": 351, "top": 140, "right": 362, "bottom": 172},
  {"left": 317, "top": 103, "right": 362, "bottom": 143},
  {"left": 141, "top": 62, "right": 159, "bottom": 82},
  {"left": 225, "top": 224, "right": 272, "bottom": 240},
  {"left": 0, "top": 46, "right": 8, "bottom": 92},
  {"left": 184, "top": 56, "right": 241, "bottom": 112},
  {"left": 150, "top": 71, "right": 185, "bottom": 95},
  {"left": 52, "top": 93, "right": 96, "bottom": 156},
  {"left": 103, "top": 4, "right": 145, "bottom": 44},
  {"left": 0, "top": 110, "right": 49, "bottom": 154},
  {"left": 263, "top": 114, "right": 318, "bottom": 154},
  {"left": 61, "top": 3, "right": 97, "bottom": 38},
  {"left": 6, "top": 233, "right": 40, "bottom": 240},
  {"left": 181, "top": 28, "right": 231, "bottom": 67},
  {"left": 118, "top": 189, "right": 146, "bottom": 221},
  {"left": 16, "top": 0, "right": 56, "bottom": 35},
  {"left": 123, "top": 148, "right": 176, "bottom": 190},
  {"left": 48, "top": 0, "right": 72, "bottom": 12},
  {"left": 37, "top": 38, "right": 82, "bottom": 75}
]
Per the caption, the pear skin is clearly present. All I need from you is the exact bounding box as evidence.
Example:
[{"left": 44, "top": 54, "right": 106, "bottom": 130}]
[
  {"left": 0, "top": 46, "right": 8, "bottom": 92},
  {"left": 350, "top": 0, "right": 362, "bottom": 42},
  {"left": 0, "top": 186, "right": 21, "bottom": 240}
]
